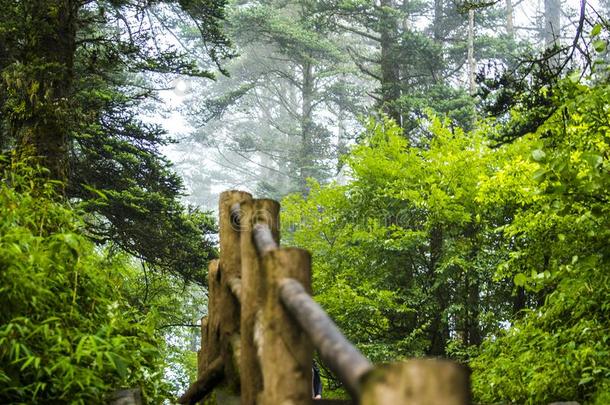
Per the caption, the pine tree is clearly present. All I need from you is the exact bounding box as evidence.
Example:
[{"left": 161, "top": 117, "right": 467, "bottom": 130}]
[
  {"left": 185, "top": 0, "right": 366, "bottom": 196},
  {"left": 0, "top": 0, "right": 230, "bottom": 282}
]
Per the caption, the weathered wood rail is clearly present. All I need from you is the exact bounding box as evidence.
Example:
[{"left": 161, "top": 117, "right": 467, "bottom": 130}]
[{"left": 178, "top": 191, "right": 471, "bottom": 405}]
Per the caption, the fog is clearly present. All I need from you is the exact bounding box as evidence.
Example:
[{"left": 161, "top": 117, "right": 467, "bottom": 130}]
[{"left": 145, "top": 0, "right": 603, "bottom": 212}]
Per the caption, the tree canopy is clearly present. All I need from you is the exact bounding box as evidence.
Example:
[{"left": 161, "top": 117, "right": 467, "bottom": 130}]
[{"left": 0, "top": 0, "right": 226, "bottom": 283}]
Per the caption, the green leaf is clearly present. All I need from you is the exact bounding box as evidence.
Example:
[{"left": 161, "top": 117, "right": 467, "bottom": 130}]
[
  {"left": 583, "top": 153, "right": 602, "bottom": 168},
  {"left": 105, "top": 352, "right": 128, "bottom": 378},
  {"left": 531, "top": 149, "right": 546, "bottom": 162},
  {"left": 591, "top": 24, "right": 602, "bottom": 37},
  {"left": 593, "top": 39, "right": 606, "bottom": 53},
  {"left": 533, "top": 168, "right": 547, "bottom": 181},
  {"left": 20, "top": 355, "right": 37, "bottom": 371},
  {"left": 514, "top": 273, "right": 527, "bottom": 287}
]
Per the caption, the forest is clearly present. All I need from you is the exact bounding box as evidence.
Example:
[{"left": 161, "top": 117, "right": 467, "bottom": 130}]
[{"left": 0, "top": 0, "right": 609, "bottom": 403}]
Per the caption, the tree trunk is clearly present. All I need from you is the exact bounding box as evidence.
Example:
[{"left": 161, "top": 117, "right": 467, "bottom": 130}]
[
  {"left": 467, "top": 9, "right": 476, "bottom": 96},
  {"left": 465, "top": 222, "right": 481, "bottom": 346},
  {"left": 379, "top": 0, "right": 401, "bottom": 125},
  {"left": 544, "top": 0, "right": 561, "bottom": 71},
  {"left": 513, "top": 285, "right": 526, "bottom": 317},
  {"left": 336, "top": 96, "right": 347, "bottom": 173},
  {"left": 427, "top": 225, "right": 448, "bottom": 356},
  {"left": 11, "top": 0, "right": 77, "bottom": 182},
  {"left": 506, "top": 0, "right": 514, "bottom": 39},
  {"left": 433, "top": 0, "right": 444, "bottom": 42},
  {"left": 466, "top": 276, "right": 481, "bottom": 346},
  {"left": 544, "top": 0, "right": 561, "bottom": 47},
  {"left": 299, "top": 61, "right": 315, "bottom": 192}
]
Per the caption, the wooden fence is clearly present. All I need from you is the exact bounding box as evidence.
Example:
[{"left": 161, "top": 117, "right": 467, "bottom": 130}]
[{"left": 178, "top": 191, "right": 471, "bottom": 405}]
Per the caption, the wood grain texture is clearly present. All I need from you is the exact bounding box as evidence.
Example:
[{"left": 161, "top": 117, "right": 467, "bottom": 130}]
[
  {"left": 261, "top": 248, "right": 313, "bottom": 405},
  {"left": 219, "top": 191, "right": 252, "bottom": 393},
  {"left": 360, "top": 359, "right": 471, "bottom": 405},
  {"left": 240, "top": 199, "right": 280, "bottom": 405}
]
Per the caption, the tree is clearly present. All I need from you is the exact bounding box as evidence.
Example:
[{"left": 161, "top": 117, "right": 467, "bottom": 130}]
[
  {"left": 476, "top": 0, "right": 603, "bottom": 145},
  {"left": 0, "top": 0, "right": 229, "bottom": 282},
  {"left": 316, "top": 0, "right": 522, "bottom": 135},
  {"left": 544, "top": 0, "right": 562, "bottom": 70},
  {"left": 0, "top": 0, "right": 77, "bottom": 180},
  {"left": 472, "top": 73, "right": 610, "bottom": 405},
  {"left": 282, "top": 116, "right": 520, "bottom": 359},
  {"left": 282, "top": 58, "right": 610, "bottom": 399},
  {"left": 184, "top": 0, "right": 367, "bottom": 197}
]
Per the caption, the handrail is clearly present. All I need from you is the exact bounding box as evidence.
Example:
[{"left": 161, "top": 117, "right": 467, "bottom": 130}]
[
  {"left": 279, "top": 278, "right": 373, "bottom": 398},
  {"left": 178, "top": 356, "right": 224, "bottom": 404},
  {"left": 252, "top": 223, "right": 277, "bottom": 254},
  {"left": 227, "top": 277, "right": 242, "bottom": 303}
]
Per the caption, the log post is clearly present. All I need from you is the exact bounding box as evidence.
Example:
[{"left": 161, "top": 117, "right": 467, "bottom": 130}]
[
  {"left": 198, "top": 316, "right": 209, "bottom": 378},
  {"left": 240, "top": 199, "right": 280, "bottom": 405},
  {"left": 261, "top": 248, "right": 313, "bottom": 405},
  {"left": 203, "top": 260, "right": 221, "bottom": 377},
  {"left": 219, "top": 191, "right": 252, "bottom": 393},
  {"left": 360, "top": 359, "right": 471, "bottom": 405}
]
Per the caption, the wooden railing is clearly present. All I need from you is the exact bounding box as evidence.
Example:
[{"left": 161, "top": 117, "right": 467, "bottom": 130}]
[{"left": 178, "top": 191, "right": 471, "bottom": 405}]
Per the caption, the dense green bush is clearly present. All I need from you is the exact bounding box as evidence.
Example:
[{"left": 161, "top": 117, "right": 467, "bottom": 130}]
[
  {"left": 471, "top": 79, "right": 610, "bottom": 405},
  {"left": 471, "top": 267, "right": 610, "bottom": 404},
  {"left": 0, "top": 158, "right": 171, "bottom": 404}
]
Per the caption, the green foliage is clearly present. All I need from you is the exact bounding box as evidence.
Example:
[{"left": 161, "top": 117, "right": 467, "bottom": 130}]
[
  {"left": 283, "top": 76, "right": 610, "bottom": 402},
  {"left": 230, "top": 3, "right": 342, "bottom": 61},
  {"left": 0, "top": 158, "right": 172, "bottom": 403},
  {"left": 471, "top": 79, "right": 610, "bottom": 405},
  {"left": 282, "top": 116, "right": 517, "bottom": 360},
  {"left": 397, "top": 84, "right": 476, "bottom": 134},
  {"left": 472, "top": 268, "right": 610, "bottom": 404},
  {"left": 0, "top": 0, "right": 223, "bottom": 283}
]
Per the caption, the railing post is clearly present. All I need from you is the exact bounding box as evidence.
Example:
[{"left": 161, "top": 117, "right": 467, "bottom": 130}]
[
  {"left": 360, "top": 359, "right": 471, "bottom": 405},
  {"left": 197, "top": 315, "right": 208, "bottom": 377},
  {"left": 239, "top": 199, "right": 280, "bottom": 405},
  {"left": 218, "top": 191, "right": 252, "bottom": 394},
  {"left": 261, "top": 248, "right": 313, "bottom": 405},
  {"left": 179, "top": 260, "right": 223, "bottom": 405},
  {"left": 202, "top": 260, "right": 221, "bottom": 375}
]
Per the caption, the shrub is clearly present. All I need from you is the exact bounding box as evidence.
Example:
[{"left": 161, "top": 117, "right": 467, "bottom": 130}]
[{"left": 0, "top": 157, "right": 171, "bottom": 404}]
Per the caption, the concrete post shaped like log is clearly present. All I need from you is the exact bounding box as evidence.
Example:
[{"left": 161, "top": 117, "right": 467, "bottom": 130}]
[
  {"left": 360, "top": 358, "right": 471, "bottom": 405},
  {"left": 219, "top": 191, "right": 252, "bottom": 393},
  {"left": 240, "top": 199, "right": 280, "bottom": 405},
  {"left": 261, "top": 248, "right": 313, "bottom": 405}
]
